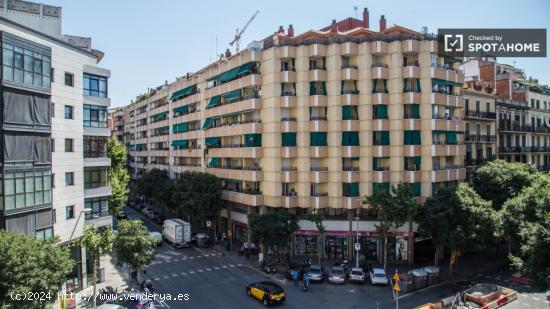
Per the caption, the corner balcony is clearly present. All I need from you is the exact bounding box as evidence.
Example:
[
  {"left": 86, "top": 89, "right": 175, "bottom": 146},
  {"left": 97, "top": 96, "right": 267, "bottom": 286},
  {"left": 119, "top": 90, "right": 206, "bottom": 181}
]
[
  {"left": 85, "top": 211, "right": 112, "bottom": 228},
  {"left": 204, "top": 96, "right": 262, "bottom": 118},
  {"left": 342, "top": 168, "right": 360, "bottom": 183},
  {"left": 432, "top": 92, "right": 464, "bottom": 108},
  {"left": 309, "top": 146, "right": 328, "bottom": 158},
  {"left": 309, "top": 95, "right": 328, "bottom": 107},
  {"left": 372, "top": 169, "right": 391, "bottom": 182},
  {"left": 371, "top": 92, "right": 389, "bottom": 105},
  {"left": 221, "top": 190, "right": 263, "bottom": 207},
  {"left": 204, "top": 121, "right": 262, "bottom": 138},
  {"left": 84, "top": 186, "right": 112, "bottom": 199},
  {"left": 281, "top": 118, "right": 297, "bottom": 132},
  {"left": 340, "top": 93, "right": 359, "bottom": 105},
  {"left": 280, "top": 94, "right": 297, "bottom": 108},
  {"left": 341, "top": 146, "right": 360, "bottom": 158},
  {"left": 280, "top": 196, "right": 298, "bottom": 208},
  {"left": 371, "top": 65, "right": 389, "bottom": 79},
  {"left": 431, "top": 166, "right": 466, "bottom": 182},
  {"left": 281, "top": 167, "right": 298, "bottom": 182},
  {"left": 403, "top": 92, "right": 421, "bottom": 104},
  {"left": 209, "top": 74, "right": 262, "bottom": 97},
  {"left": 309, "top": 193, "right": 329, "bottom": 209},
  {"left": 309, "top": 118, "right": 328, "bottom": 132},
  {"left": 402, "top": 66, "right": 421, "bottom": 79},
  {"left": 281, "top": 146, "right": 297, "bottom": 158},
  {"left": 207, "top": 146, "right": 262, "bottom": 158},
  {"left": 340, "top": 42, "right": 358, "bottom": 55},
  {"left": 370, "top": 41, "right": 388, "bottom": 54},
  {"left": 280, "top": 70, "right": 297, "bottom": 83},
  {"left": 309, "top": 167, "right": 329, "bottom": 183},
  {"left": 341, "top": 67, "right": 358, "bottom": 80},
  {"left": 207, "top": 166, "right": 263, "bottom": 182},
  {"left": 432, "top": 118, "right": 464, "bottom": 132},
  {"left": 308, "top": 44, "right": 327, "bottom": 57},
  {"left": 401, "top": 39, "right": 420, "bottom": 53},
  {"left": 341, "top": 197, "right": 361, "bottom": 209},
  {"left": 309, "top": 69, "right": 327, "bottom": 81},
  {"left": 430, "top": 66, "right": 464, "bottom": 84},
  {"left": 278, "top": 46, "right": 296, "bottom": 58},
  {"left": 402, "top": 170, "right": 422, "bottom": 183},
  {"left": 341, "top": 120, "right": 359, "bottom": 132},
  {"left": 432, "top": 144, "right": 465, "bottom": 157}
]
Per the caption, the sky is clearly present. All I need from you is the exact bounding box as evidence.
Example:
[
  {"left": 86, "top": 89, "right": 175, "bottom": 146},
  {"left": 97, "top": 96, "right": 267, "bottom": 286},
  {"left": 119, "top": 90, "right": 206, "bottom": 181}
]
[{"left": 42, "top": 0, "right": 550, "bottom": 107}]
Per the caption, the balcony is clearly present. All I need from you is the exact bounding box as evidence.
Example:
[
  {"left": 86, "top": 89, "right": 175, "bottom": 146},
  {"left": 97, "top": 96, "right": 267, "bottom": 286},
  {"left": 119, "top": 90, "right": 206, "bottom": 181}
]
[
  {"left": 402, "top": 66, "right": 420, "bottom": 79},
  {"left": 281, "top": 118, "right": 297, "bottom": 132},
  {"left": 403, "top": 92, "right": 421, "bottom": 104},
  {"left": 309, "top": 95, "right": 328, "bottom": 107},
  {"left": 341, "top": 146, "right": 360, "bottom": 158},
  {"left": 432, "top": 92, "right": 463, "bottom": 107},
  {"left": 341, "top": 67, "right": 358, "bottom": 80},
  {"left": 464, "top": 110, "right": 497, "bottom": 120},
  {"left": 430, "top": 66, "right": 464, "bottom": 84},
  {"left": 498, "top": 122, "right": 532, "bottom": 133},
  {"left": 308, "top": 44, "right": 327, "bottom": 57},
  {"left": 281, "top": 167, "right": 298, "bottom": 182},
  {"left": 280, "top": 71, "right": 297, "bottom": 83},
  {"left": 401, "top": 39, "right": 420, "bottom": 53},
  {"left": 204, "top": 94, "right": 261, "bottom": 118},
  {"left": 207, "top": 146, "right": 263, "bottom": 158},
  {"left": 84, "top": 211, "right": 112, "bottom": 228},
  {"left": 207, "top": 166, "right": 263, "bottom": 182},
  {"left": 432, "top": 168, "right": 466, "bottom": 182},
  {"left": 465, "top": 159, "right": 489, "bottom": 167},
  {"left": 341, "top": 197, "right": 361, "bottom": 209},
  {"left": 342, "top": 169, "right": 360, "bottom": 183},
  {"left": 372, "top": 170, "right": 391, "bottom": 182},
  {"left": 309, "top": 167, "right": 329, "bottom": 183},
  {"left": 309, "top": 194, "right": 329, "bottom": 209},
  {"left": 281, "top": 146, "right": 297, "bottom": 158},
  {"left": 222, "top": 190, "right": 263, "bottom": 207},
  {"left": 204, "top": 120, "right": 262, "bottom": 138},
  {"left": 371, "top": 66, "right": 389, "bottom": 79},
  {"left": 464, "top": 134, "right": 497, "bottom": 143},
  {"left": 433, "top": 164, "right": 465, "bottom": 171},
  {"left": 84, "top": 157, "right": 111, "bottom": 168},
  {"left": 280, "top": 196, "right": 298, "bottom": 208},
  {"left": 340, "top": 93, "right": 359, "bottom": 105},
  {"left": 309, "top": 69, "right": 327, "bottom": 81},
  {"left": 84, "top": 186, "right": 112, "bottom": 199},
  {"left": 280, "top": 94, "right": 297, "bottom": 108},
  {"left": 341, "top": 120, "right": 359, "bottom": 132},
  {"left": 309, "top": 146, "right": 328, "bottom": 158},
  {"left": 370, "top": 41, "right": 388, "bottom": 54},
  {"left": 340, "top": 42, "right": 358, "bottom": 55},
  {"left": 371, "top": 92, "right": 389, "bottom": 104},
  {"left": 309, "top": 119, "right": 328, "bottom": 132}
]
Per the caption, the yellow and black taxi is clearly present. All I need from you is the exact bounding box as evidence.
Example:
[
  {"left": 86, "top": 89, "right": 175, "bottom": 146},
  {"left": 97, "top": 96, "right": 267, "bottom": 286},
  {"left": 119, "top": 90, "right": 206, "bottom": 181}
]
[{"left": 246, "top": 281, "right": 286, "bottom": 306}]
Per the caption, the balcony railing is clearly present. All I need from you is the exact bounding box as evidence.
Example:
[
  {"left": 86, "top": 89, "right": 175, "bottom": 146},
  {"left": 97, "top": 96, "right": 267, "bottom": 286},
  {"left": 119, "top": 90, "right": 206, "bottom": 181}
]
[
  {"left": 213, "top": 165, "right": 262, "bottom": 171},
  {"left": 465, "top": 110, "right": 497, "bottom": 119},
  {"left": 341, "top": 64, "right": 359, "bottom": 69},
  {"left": 85, "top": 210, "right": 109, "bottom": 220},
  {"left": 371, "top": 63, "right": 388, "bottom": 68},
  {"left": 403, "top": 60, "right": 420, "bottom": 67},
  {"left": 174, "top": 162, "right": 201, "bottom": 167},
  {"left": 498, "top": 146, "right": 526, "bottom": 153},
  {"left": 311, "top": 192, "right": 329, "bottom": 197},
  {"left": 498, "top": 122, "right": 532, "bottom": 132},
  {"left": 465, "top": 159, "right": 489, "bottom": 167},
  {"left": 281, "top": 117, "right": 297, "bottom": 121},
  {"left": 373, "top": 167, "right": 390, "bottom": 171},
  {"left": 310, "top": 116, "right": 327, "bottom": 121},
  {"left": 403, "top": 87, "right": 421, "bottom": 93},
  {"left": 343, "top": 166, "right": 359, "bottom": 171},
  {"left": 341, "top": 89, "right": 359, "bottom": 95},
  {"left": 281, "top": 91, "right": 296, "bottom": 96},
  {"left": 281, "top": 166, "right": 298, "bottom": 171},
  {"left": 224, "top": 187, "right": 263, "bottom": 195},
  {"left": 310, "top": 167, "right": 329, "bottom": 172},
  {"left": 309, "top": 64, "right": 326, "bottom": 70},
  {"left": 464, "top": 135, "right": 497, "bottom": 142},
  {"left": 433, "top": 164, "right": 464, "bottom": 171}
]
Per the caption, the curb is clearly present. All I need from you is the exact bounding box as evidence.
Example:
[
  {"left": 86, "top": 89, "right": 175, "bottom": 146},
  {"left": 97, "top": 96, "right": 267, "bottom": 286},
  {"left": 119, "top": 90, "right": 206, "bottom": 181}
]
[{"left": 396, "top": 279, "right": 467, "bottom": 300}]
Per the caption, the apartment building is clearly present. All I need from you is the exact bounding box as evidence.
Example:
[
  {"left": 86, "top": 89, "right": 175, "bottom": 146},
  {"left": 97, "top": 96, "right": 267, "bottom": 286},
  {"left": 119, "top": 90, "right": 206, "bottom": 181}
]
[
  {"left": 124, "top": 9, "right": 465, "bottom": 264},
  {"left": 462, "top": 82, "right": 497, "bottom": 180},
  {"left": 109, "top": 107, "right": 124, "bottom": 143},
  {"left": 0, "top": 0, "right": 111, "bottom": 292},
  {"left": 462, "top": 58, "right": 550, "bottom": 171}
]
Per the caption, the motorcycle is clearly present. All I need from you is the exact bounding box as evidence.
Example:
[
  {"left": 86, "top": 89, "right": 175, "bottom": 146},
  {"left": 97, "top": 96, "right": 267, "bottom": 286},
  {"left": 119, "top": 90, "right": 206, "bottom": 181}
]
[
  {"left": 140, "top": 280, "right": 155, "bottom": 293},
  {"left": 261, "top": 261, "right": 276, "bottom": 273}
]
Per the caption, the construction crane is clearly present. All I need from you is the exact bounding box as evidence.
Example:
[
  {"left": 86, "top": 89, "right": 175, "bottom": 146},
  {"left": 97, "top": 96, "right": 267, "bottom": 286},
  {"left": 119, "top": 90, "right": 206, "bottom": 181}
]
[{"left": 229, "top": 10, "right": 259, "bottom": 53}]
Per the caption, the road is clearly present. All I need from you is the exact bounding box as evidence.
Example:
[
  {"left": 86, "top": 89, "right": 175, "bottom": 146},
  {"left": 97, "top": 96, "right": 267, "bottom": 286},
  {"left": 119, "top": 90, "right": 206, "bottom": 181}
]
[{"left": 123, "top": 206, "right": 549, "bottom": 309}]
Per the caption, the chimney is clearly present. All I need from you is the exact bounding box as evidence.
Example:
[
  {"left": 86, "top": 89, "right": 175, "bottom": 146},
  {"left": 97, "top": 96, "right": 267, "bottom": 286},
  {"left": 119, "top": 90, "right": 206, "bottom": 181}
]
[
  {"left": 225, "top": 48, "right": 232, "bottom": 58},
  {"left": 379, "top": 15, "right": 386, "bottom": 31},
  {"left": 277, "top": 25, "right": 285, "bottom": 34},
  {"left": 330, "top": 19, "right": 337, "bottom": 33},
  {"left": 287, "top": 24, "right": 294, "bottom": 37},
  {"left": 363, "top": 8, "right": 369, "bottom": 28}
]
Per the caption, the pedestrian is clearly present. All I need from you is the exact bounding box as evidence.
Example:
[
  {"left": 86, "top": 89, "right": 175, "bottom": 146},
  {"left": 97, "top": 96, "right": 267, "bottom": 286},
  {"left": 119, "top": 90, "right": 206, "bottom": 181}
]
[
  {"left": 302, "top": 274, "right": 310, "bottom": 291},
  {"left": 291, "top": 271, "right": 299, "bottom": 288}
]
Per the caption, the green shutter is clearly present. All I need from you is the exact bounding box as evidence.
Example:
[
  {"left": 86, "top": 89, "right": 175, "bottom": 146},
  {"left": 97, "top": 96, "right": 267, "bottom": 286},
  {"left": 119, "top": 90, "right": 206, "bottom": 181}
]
[
  {"left": 282, "top": 133, "right": 297, "bottom": 146},
  {"left": 374, "top": 104, "right": 388, "bottom": 119},
  {"left": 372, "top": 79, "right": 378, "bottom": 92},
  {"left": 322, "top": 82, "right": 327, "bottom": 95},
  {"left": 310, "top": 132, "right": 327, "bottom": 146},
  {"left": 207, "top": 96, "right": 221, "bottom": 109},
  {"left": 404, "top": 131, "right": 421, "bottom": 145},
  {"left": 173, "top": 105, "right": 189, "bottom": 115},
  {"left": 432, "top": 78, "right": 462, "bottom": 88},
  {"left": 413, "top": 156, "right": 421, "bottom": 165},
  {"left": 381, "top": 131, "right": 390, "bottom": 145},
  {"left": 160, "top": 126, "right": 169, "bottom": 133},
  {"left": 342, "top": 106, "right": 351, "bottom": 120},
  {"left": 237, "top": 62, "right": 255, "bottom": 76},
  {"left": 411, "top": 183, "right": 421, "bottom": 197},
  {"left": 205, "top": 137, "right": 221, "bottom": 147},
  {"left": 344, "top": 183, "right": 359, "bottom": 197},
  {"left": 411, "top": 104, "right": 420, "bottom": 118},
  {"left": 383, "top": 80, "right": 387, "bottom": 93},
  {"left": 373, "top": 157, "right": 379, "bottom": 170},
  {"left": 244, "top": 134, "right": 262, "bottom": 147},
  {"left": 208, "top": 157, "right": 220, "bottom": 168},
  {"left": 403, "top": 79, "right": 407, "bottom": 92},
  {"left": 446, "top": 131, "right": 458, "bottom": 144},
  {"left": 342, "top": 131, "right": 359, "bottom": 146},
  {"left": 416, "top": 79, "right": 421, "bottom": 92},
  {"left": 202, "top": 118, "right": 213, "bottom": 130},
  {"left": 309, "top": 82, "right": 316, "bottom": 95},
  {"left": 341, "top": 81, "right": 345, "bottom": 95},
  {"left": 171, "top": 140, "right": 189, "bottom": 149}
]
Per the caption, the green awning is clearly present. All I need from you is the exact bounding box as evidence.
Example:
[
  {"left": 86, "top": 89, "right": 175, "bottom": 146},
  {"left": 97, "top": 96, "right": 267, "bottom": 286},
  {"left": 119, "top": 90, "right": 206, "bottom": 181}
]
[
  {"left": 221, "top": 89, "right": 241, "bottom": 102},
  {"left": 446, "top": 131, "right": 458, "bottom": 144},
  {"left": 202, "top": 118, "right": 214, "bottom": 130},
  {"left": 170, "top": 85, "right": 196, "bottom": 101},
  {"left": 159, "top": 126, "right": 169, "bottom": 133},
  {"left": 205, "top": 137, "right": 221, "bottom": 146},
  {"left": 237, "top": 62, "right": 255, "bottom": 76},
  {"left": 222, "top": 178, "right": 241, "bottom": 184},
  {"left": 153, "top": 112, "right": 167, "bottom": 121},
  {"left": 171, "top": 140, "right": 189, "bottom": 148},
  {"left": 374, "top": 131, "right": 390, "bottom": 146},
  {"left": 432, "top": 78, "right": 463, "bottom": 88},
  {"left": 282, "top": 133, "right": 296, "bottom": 147},
  {"left": 173, "top": 122, "right": 189, "bottom": 134},
  {"left": 207, "top": 96, "right": 221, "bottom": 109},
  {"left": 217, "top": 66, "right": 241, "bottom": 84},
  {"left": 173, "top": 105, "right": 189, "bottom": 115},
  {"left": 412, "top": 156, "right": 421, "bottom": 165},
  {"left": 208, "top": 157, "right": 220, "bottom": 168},
  {"left": 342, "top": 131, "right": 359, "bottom": 146}
]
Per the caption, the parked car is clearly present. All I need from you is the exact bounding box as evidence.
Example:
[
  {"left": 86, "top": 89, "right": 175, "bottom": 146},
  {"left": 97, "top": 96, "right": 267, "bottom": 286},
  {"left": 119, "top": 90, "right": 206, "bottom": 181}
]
[
  {"left": 369, "top": 267, "right": 389, "bottom": 286},
  {"left": 141, "top": 207, "right": 154, "bottom": 218},
  {"left": 246, "top": 281, "right": 285, "bottom": 306},
  {"left": 134, "top": 203, "right": 145, "bottom": 211},
  {"left": 152, "top": 213, "right": 165, "bottom": 225},
  {"left": 348, "top": 267, "right": 367, "bottom": 284},
  {"left": 116, "top": 210, "right": 128, "bottom": 220},
  {"left": 285, "top": 262, "right": 305, "bottom": 280},
  {"left": 96, "top": 305, "right": 125, "bottom": 309},
  {"left": 305, "top": 264, "right": 324, "bottom": 282},
  {"left": 328, "top": 266, "right": 346, "bottom": 284},
  {"left": 106, "top": 291, "right": 151, "bottom": 309},
  {"left": 149, "top": 231, "right": 162, "bottom": 247}
]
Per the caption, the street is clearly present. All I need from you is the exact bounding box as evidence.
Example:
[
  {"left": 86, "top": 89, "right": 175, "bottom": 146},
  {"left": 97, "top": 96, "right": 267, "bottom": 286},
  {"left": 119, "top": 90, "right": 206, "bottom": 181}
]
[{"left": 123, "top": 207, "right": 549, "bottom": 309}]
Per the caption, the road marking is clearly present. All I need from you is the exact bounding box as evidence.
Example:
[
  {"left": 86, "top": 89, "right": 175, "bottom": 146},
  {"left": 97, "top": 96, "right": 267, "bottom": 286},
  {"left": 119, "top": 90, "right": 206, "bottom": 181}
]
[
  {"left": 171, "top": 274, "right": 178, "bottom": 277},
  {"left": 198, "top": 269, "right": 203, "bottom": 272},
  {"left": 214, "top": 267, "right": 220, "bottom": 270},
  {"left": 222, "top": 266, "right": 227, "bottom": 268},
  {"left": 189, "top": 257, "right": 194, "bottom": 259},
  {"left": 154, "top": 278, "right": 160, "bottom": 281},
  {"left": 163, "top": 275, "right": 169, "bottom": 279},
  {"left": 189, "top": 271, "right": 195, "bottom": 274},
  {"left": 229, "top": 264, "right": 235, "bottom": 267},
  {"left": 180, "top": 272, "right": 187, "bottom": 276},
  {"left": 237, "top": 264, "right": 243, "bottom": 267},
  {"left": 206, "top": 268, "right": 212, "bottom": 271}
]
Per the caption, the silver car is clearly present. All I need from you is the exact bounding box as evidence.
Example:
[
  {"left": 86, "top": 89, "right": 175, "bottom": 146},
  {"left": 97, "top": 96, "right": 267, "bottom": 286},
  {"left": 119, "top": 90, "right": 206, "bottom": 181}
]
[
  {"left": 305, "top": 265, "right": 324, "bottom": 282},
  {"left": 348, "top": 267, "right": 366, "bottom": 283},
  {"left": 328, "top": 266, "right": 346, "bottom": 284},
  {"left": 369, "top": 267, "right": 389, "bottom": 286}
]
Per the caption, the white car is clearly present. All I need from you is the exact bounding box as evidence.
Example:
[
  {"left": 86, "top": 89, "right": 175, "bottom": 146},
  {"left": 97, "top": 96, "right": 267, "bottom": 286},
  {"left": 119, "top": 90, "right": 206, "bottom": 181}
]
[
  {"left": 149, "top": 231, "right": 162, "bottom": 246},
  {"left": 348, "top": 267, "right": 366, "bottom": 283},
  {"left": 369, "top": 267, "right": 389, "bottom": 286},
  {"left": 328, "top": 266, "right": 346, "bottom": 284}
]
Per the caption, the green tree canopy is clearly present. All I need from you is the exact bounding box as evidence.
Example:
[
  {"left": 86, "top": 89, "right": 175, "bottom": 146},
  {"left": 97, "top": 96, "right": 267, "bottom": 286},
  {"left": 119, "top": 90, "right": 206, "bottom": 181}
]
[
  {"left": 136, "top": 169, "right": 172, "bottom": 204},
  {"left": 107, "top": 136, "right": 130, "bottom": 216},
  {"left": 471, "top": 160, "right": 536, "bottom": 210},
  {"left": 171, "top": 172, "right": 222, "bottom": 224},
  {"left": 113, "top": 220, "right": 157, "bottom": 274},
  {"left": 0, "top": 232, "right": 73, "bottom": 308},
  {"left": 107, "top": 135, "right": 127, "bottom": 170},
  {"left": 501, "top": 174, "right": 550, "bottom": 288},
  {"left": 248, "top": 212, "right": 299, "bottom": 250}
]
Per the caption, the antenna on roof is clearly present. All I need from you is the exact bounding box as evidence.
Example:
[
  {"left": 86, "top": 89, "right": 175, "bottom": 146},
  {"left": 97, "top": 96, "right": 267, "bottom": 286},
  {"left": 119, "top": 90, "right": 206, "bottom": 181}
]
[{"left": 354, "top": 6, "right": 358, "bottom": 19}]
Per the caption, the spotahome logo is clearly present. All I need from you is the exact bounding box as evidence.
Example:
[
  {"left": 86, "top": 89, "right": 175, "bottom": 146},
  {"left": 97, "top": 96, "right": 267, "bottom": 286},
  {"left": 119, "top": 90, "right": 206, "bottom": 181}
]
[{"left": 438, "top": 29, "right": 546, "bottom": 57}]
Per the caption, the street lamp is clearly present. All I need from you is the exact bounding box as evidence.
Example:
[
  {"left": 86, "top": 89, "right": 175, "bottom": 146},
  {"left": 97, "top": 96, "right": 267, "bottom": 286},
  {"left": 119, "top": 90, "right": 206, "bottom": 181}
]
[
  {"left": 68, "top": 208, "right": 92, "bottom": 242},
  {"left": 354, "top": 216, "right": 360, "bottom": 268}
]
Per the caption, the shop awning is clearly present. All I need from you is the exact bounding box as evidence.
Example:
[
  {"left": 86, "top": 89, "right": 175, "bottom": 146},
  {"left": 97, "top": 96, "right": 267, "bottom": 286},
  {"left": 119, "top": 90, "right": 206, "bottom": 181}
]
[
  {"left": 207, "top": 96, "right": 221, "bottom": 109},
  {"left": 173, "top": 122, "right": 189, "bottom": 134},
  {"left": 153, "top": 112, "right": 167, "bottom": 121},
  {"left": 170, "top": 85, "right": 196, "bottom": 101}
]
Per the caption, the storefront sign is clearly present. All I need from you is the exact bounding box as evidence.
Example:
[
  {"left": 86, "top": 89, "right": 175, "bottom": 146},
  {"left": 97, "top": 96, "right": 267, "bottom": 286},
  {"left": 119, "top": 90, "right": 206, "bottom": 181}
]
[
  {"left": 232, "top": 220, "right": 247, "bottom": 228},
  {"left": 294, "top": 230, "right": 318, "bottom": 236}
]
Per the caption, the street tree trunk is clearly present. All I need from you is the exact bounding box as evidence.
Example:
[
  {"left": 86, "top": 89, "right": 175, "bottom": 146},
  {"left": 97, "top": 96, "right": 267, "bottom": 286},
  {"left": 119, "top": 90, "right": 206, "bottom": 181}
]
[
  {"left": 92, "top": 253, "right": 97, "bottom": 309},
  {"left": 434, "top": 246, "right": 439, "bottom": 267},
  {"left": 383, "top": 235, "right": 388, "bottom": 271}
]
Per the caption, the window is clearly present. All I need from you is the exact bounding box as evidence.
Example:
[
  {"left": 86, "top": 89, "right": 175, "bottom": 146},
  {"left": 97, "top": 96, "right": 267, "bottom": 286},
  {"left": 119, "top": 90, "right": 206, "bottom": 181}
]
[
  {"left": 83, "top": 136, "right": 107, "bottom": 158},
  {"left": 64, "top": 105, "right": 73, "bottom": 119},
  {"left": 342, "top": 106, "right": 358, "bottom": 120},
  {"left": 342, "top": 131, "right": 359, "bottom": 146},
  {"left": 51, "top": 138, "right": 55, "bottom": 152},
  {"left": 84, "top": 197, "right": 109, "bottom": 220},
  {"left": 83, "top": 104, "right": 108, "bottom": 128},
  {"left": 65, "top": 205, "right": 74, "bottom": 219},
  {"left": 65, "top": 139, "right": 74, "bottom": 152},
  {"left": 52, "top": 173, "right": 55, "bottom": 188},
  {"left": 1, "top": 170, "right": 52, "bottom": 210},
  {"left": 35, "top": 227, "right": 53, "bottom": 240},
  {"left": 51, "top": 103, "right": 55, "bottom": 117},
  {"left": 84, "top": 167, "right": 107, "bottom": 189},
  {"left": 310, "top": 132, "right": 327, "bottom": 146},
  {"left": 65, "top": 172, "right": 74, "bottom": 186},
  {"left": 64, "top": 72, "right": 74, "bottom": 87},
  {"left": 52, "top": 209, "right": 56, "bottom": 224},
  {"left": 2, "top": 35, "right": 51, "bottom": 89},
  {"left": 373, "top": 104, "right": 388, "bottom": 119},
  {"left": 342, "top": 183, "right": 359, "bottom": 197},
  {"left": 83, "top": 73, "right": 108, "bottom": 97},
  {"left": 282, "top": 133, "right": 297, "bottom": 147},
  {"left": 373, "top": 131, "right": 390, "bottom": 146},
  {"left": 404, "top": 131, "right": 421, "bottom": 145}
]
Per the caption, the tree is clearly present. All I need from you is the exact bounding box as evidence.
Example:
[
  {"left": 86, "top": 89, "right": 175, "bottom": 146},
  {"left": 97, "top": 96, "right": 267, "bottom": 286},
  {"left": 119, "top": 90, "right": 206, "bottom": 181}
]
[
  {"left": 501, "top": 174, "right": 550, "bottom": 288},
  {"left": 107, "top": 136, "right": 130, "bottom": 216},
  {"left": 305, "top": 211, "right": 326, "bottom": 265},
  {"left": 136, "top": 169, "right": 172, "bottom": 206},
  {"left": 171, "top": 172, "right": 222, "bottom": 229},
  {"left": 113, "top": 220, "right": 157, "bottom": 282},
  {"left": 248, "top": 212, "right": 299, "bottom": 254},
  {"left": 80, "top": 225, "right": 114, "bottom": 309},
  {"left": 471, "top": 160, "right": 536, "bottom": 210},
  {"left": 0, "top": 231, "right": 73, "bottom": 308}
]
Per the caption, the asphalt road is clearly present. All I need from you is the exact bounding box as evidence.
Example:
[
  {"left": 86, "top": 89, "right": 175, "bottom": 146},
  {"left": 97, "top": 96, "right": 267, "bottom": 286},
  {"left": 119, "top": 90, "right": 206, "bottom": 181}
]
[{"left": 123, "top": 206, "right": 549, "bottom": 309}]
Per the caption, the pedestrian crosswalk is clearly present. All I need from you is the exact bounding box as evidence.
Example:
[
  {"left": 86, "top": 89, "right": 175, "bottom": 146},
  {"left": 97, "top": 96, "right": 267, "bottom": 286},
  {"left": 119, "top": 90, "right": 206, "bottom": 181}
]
[
  {"left": 150, "top": 253, "right": 223, "bottom": 265},
  {"left": 150, "top": 263, "right": 243, "bottom": 281}
]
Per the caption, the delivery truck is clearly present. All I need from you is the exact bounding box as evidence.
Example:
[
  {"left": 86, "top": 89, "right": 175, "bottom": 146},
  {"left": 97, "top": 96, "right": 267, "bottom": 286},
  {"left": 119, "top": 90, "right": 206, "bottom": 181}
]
[{"left": 162, "top": 219, "right": 191, "bottom": 248}]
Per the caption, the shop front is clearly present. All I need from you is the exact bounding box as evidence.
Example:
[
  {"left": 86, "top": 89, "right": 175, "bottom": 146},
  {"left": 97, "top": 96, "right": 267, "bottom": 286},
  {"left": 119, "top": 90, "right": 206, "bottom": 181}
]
[
  {"left": 324, "top": 231, "right": 349, "bottom": 260},
  {"left": 293, "top": 230, "right": 318, "bottom": 257},
  {"left": 351, "top": 231, "right": 410, "bottom": 265},
  {"left": 232, "top": 220, "right": 248, "bottom": 244}
]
